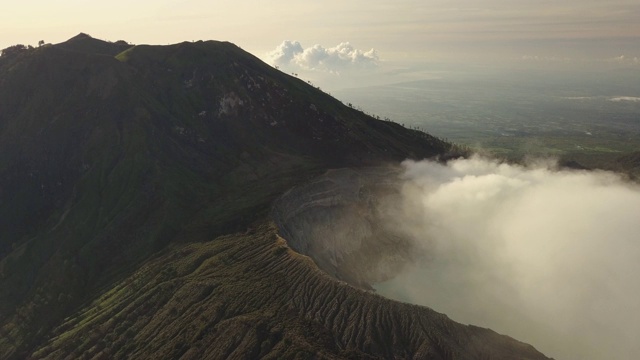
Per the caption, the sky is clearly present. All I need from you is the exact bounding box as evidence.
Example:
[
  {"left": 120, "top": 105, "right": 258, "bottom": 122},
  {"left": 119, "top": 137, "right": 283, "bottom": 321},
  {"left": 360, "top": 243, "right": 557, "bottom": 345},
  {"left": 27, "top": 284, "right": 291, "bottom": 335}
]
[{"left": 2, "top": 1, "right": 640, "bottom": 89}]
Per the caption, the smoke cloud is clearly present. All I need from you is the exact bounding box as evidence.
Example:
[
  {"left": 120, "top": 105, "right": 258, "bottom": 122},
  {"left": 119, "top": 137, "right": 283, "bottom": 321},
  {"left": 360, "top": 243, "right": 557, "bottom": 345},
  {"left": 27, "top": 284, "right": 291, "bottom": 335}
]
[
  {"left": 267, "top": 40, "right": 378, "bottom": 73},
  {"left": 375, "top": 156, "right": 640, "bottom": 360}
]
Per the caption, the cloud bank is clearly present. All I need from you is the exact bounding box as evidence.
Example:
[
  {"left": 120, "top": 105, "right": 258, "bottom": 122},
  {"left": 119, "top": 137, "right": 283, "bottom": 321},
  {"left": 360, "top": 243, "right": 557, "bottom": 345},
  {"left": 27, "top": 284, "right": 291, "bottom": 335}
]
[
  {"left": 375, "top": 157, "right": 640, "bottom": 360},
  {"left": 610, "top": 96, "right": 640, "bottom": 102},
  {"left": 267, "top": 40, "right": 378, "bottom": 73},
  {"left": 609, "top": 55, "right": 640, "bottom": 65}
]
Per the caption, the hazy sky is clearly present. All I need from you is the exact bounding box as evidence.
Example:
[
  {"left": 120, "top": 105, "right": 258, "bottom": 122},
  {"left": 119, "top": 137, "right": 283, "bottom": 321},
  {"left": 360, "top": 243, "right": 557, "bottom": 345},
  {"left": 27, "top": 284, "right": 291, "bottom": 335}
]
[{"left": 2, "top": 1, "right": 639, "bottom": 87}]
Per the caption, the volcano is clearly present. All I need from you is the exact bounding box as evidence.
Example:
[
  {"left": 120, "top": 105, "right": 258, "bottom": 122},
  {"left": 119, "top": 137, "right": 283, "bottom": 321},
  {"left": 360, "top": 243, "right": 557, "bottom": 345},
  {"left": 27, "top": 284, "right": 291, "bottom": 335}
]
[{"left": 0, "top": 34, "right": 549, "bottom": 359}]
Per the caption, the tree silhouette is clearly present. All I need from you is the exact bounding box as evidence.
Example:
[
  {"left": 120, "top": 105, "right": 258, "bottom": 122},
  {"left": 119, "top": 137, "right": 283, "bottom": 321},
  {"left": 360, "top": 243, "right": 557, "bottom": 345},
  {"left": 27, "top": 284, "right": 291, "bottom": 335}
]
[{"left": 1, "top": 44, "right": 28, "bottom": 57}]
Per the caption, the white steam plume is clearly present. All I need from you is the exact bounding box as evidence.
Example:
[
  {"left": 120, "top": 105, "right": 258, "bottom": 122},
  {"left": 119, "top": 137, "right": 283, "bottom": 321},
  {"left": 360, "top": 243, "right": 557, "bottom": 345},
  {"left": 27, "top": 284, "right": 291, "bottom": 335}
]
[{"left": 376, "top": 156, "right": 640, "bottom": 360}]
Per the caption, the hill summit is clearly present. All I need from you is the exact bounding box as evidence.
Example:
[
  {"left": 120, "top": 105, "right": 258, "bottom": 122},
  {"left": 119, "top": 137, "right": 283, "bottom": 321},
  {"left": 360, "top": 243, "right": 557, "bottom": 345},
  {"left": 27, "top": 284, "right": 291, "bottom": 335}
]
[{"left": 0, "top": 34, "right": 548, "bottom": 359}]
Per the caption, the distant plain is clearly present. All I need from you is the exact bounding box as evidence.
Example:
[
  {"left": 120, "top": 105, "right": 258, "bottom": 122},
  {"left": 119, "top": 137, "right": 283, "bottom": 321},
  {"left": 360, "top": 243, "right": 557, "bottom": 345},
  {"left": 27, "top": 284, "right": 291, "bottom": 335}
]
[{"left": 335, "top": 67, "right": 640, "bottom": 168}]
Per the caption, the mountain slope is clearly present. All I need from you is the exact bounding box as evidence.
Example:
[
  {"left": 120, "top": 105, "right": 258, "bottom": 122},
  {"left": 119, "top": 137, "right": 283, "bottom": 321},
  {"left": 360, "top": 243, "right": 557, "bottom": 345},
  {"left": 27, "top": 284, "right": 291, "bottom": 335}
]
[
  {"left": 0, "top": 35, "right": 547, "bottom": 359},
  {"left": 33, "top": 223, "right": 546, "bottom": 360}
]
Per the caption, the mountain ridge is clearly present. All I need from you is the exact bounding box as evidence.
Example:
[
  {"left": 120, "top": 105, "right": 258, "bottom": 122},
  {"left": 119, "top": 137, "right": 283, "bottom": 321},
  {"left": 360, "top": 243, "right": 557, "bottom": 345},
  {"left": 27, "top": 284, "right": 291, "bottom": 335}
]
[{"left": 0, "top": 34, "right": 549, "bottom": 359}]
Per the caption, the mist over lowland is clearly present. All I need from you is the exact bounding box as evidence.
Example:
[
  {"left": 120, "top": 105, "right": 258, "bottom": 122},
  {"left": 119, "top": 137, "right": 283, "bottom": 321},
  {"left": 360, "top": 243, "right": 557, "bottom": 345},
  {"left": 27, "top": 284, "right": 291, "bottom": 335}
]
[{"left": 335, "top": 67, "right": 640, "bottom": 167}]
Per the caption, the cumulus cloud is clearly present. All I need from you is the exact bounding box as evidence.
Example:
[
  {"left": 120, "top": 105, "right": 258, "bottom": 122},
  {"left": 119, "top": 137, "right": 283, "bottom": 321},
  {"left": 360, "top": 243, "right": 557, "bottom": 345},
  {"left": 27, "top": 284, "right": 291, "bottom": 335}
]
[
  {"left": 267, "top": 40, "right": 304, "bottom": 66},
  {"left": 375, "top": 156, "right": 640, "bottom": 360},
  {"left": 267, "top": 40, "right": 378, "bottom": 73}
]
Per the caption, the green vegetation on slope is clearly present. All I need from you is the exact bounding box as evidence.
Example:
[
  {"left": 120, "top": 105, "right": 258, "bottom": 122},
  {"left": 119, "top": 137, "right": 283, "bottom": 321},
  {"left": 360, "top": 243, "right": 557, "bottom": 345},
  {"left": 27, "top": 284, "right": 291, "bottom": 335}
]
[{"left": 32, "top": 222, "right": 548, "bottom": 360}]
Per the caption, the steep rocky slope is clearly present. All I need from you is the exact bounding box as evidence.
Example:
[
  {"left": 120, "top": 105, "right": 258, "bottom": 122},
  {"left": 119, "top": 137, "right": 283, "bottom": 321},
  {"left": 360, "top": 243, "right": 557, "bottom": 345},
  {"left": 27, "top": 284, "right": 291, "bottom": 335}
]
[{"left": 32, "top": 223, "right": 548, "bottom": 360}]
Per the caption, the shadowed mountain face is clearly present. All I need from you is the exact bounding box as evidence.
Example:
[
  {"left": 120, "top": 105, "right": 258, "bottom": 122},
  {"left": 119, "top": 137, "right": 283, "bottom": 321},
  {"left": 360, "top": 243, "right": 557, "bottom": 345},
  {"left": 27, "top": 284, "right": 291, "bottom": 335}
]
[{"left": 0, "top": 34, "right": 548, "bottom": 359}]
